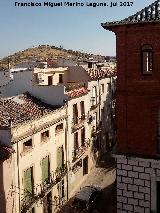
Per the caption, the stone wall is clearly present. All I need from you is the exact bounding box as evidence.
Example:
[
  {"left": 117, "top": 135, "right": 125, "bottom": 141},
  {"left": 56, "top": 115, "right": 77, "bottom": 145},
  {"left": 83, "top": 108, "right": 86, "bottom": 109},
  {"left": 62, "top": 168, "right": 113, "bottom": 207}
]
[{"left": 116, "top": 155, "right": 160, "bottom": 213}]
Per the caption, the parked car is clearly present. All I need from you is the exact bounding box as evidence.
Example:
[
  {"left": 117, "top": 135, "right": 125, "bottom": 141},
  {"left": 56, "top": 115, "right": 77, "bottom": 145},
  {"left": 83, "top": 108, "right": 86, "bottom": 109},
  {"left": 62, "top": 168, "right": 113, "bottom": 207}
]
[{"left": 71, "top": 185, "right": 101, "bottom": 212}]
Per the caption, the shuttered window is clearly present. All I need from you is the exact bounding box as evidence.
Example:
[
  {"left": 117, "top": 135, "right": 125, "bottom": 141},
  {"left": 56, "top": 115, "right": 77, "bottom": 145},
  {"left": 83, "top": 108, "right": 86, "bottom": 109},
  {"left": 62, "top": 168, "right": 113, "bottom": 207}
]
[
  {"left": 57, "top": 146, "right": 64, "bottom": 168},
  {"left": 81, "top": 128, "right": 85, "bottom": 146},
  {"left": 80, "top": 101, "right": 85, "bottom": 120},
  {"left": 42, "top": 156, "right": 49, "bottom": 183},
  {"left": 24, "top": 167, "right": 33, "bottom": 195},
  {"left": 91, "top": 86, "right": 97, "bottom": 105},
  {"left": 142, "top": 45, "right": 153, "bottom": 74},
  {"left": 73, "top": 104, "right": 78, "bottom": 124}
]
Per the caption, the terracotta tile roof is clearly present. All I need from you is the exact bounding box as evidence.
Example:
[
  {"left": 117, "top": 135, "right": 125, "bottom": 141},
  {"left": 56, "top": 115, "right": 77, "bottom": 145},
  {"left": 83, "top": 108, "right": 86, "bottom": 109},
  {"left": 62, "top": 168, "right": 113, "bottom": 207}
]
[
  {"left": 102, "top": 0, "right": 160, "bottom": 29},
  {"left": 66, "top": 87, "right": 89, "bottom": 98},
  {"left": 87, "top": 67, "right": 116, "bottom": 80},
  {"left": 0, "top": 145, "right": 15, "bottom": 161},
  {"left": 0, "top": 93, "right": 55, "bottom": 127}
]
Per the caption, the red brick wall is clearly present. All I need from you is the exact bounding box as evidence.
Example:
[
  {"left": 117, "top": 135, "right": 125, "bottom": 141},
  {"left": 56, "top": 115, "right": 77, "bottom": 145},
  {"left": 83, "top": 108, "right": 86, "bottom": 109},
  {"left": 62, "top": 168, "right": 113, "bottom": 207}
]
[{"left": 114, "top": 23, "right": 160, "bottom": 157}]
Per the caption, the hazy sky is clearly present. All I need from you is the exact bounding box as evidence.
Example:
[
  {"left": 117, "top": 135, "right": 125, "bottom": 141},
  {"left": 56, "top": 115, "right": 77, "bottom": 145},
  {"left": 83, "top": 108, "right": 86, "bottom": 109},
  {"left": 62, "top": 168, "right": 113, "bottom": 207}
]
[{"left": 0, "top": 0, "right": 154, "bottom": 58}]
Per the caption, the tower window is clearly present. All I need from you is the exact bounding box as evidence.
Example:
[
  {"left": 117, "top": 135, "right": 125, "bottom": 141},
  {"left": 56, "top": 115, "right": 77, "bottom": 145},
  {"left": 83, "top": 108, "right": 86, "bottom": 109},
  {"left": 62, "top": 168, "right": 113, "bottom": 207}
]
[{"left": 141, "top": 44, "right": 153, "bottom": 75}]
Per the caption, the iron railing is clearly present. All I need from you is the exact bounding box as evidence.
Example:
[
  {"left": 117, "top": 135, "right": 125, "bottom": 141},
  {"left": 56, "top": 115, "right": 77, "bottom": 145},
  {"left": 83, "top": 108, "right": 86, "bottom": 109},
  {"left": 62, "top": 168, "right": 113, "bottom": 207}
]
[
  {"left": 20, "top": 165, "right": 68, "bottom": 213},
  {"left": 72, "top": 139, "right": 90, "bottom": 162}
]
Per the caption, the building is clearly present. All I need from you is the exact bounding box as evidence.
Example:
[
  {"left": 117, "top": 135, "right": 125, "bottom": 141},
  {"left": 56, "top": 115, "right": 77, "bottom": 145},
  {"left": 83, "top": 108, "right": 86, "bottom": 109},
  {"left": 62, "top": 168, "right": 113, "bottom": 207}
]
[
  {"left": 0, "top": 145, "right": 14, "bottom": 213},
  {"left": 102, "top": 0, "right": 160, "bottom": 212},
  {"left": 0, "top": 93, "right": 67, "bottom": 213},
  {"left": 0, "top": 63, "right": 116, "bottom": 211}
]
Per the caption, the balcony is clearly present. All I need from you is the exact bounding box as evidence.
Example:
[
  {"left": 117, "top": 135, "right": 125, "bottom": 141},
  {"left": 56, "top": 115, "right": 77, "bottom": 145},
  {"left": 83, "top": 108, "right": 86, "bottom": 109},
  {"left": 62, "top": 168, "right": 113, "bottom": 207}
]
[
  {"left": 72, "top": 139, "right": 90, "bottom": 162},
  {"left": 90, "top": 97, "right": 99, "bottom": 111},
  {"left": 72, "top": 159, "right": 82, "bottom": 174},
  {"left": 21, "top": 165, "right": 68, "bottom": 213},
  {"left": 21, "top": 191, "right": 39, "bottom": 213},
  {"left": 72, "top": 114, "right": 88, "bottom": 130},
  {"left": 91, "top": 123, "right": 102, "bottom": 138},
  {"left": 40, "top": 165, "right": 67, "bottom": 197}
]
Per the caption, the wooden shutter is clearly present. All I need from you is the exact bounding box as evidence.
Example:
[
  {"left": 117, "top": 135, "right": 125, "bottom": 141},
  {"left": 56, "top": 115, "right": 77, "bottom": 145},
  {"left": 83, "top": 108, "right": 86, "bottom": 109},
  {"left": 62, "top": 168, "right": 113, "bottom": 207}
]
[
  {"left": 24, "top": 167, "right": 33, "bottom": 195},
  {"left": 42, "top": 156, "right": 49, "bottom": 182},
  {"left": 57, "top": 147, "right": 63, "bottom": 168},
  {"left": 80, "top": 101, "right": 85, "bottom": 115}
]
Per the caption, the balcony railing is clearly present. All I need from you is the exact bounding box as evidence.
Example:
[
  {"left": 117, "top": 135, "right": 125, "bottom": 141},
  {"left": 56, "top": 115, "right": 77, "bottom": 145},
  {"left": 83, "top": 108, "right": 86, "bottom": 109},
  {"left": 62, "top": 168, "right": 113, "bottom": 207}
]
[
  {"left": 90, "top": 97, "right": 99, "bottom": 111},
  {"left": 21, "top": 165, "right": 68, "bottom": 213},
  {"left": 21, "top": 191, "right": 39, "bottom": 213},
  {"left": 72, "top": 114, "right": 89, "bottom": 129},
  {"left": 91, "top": 123, "right": 102, "bottom": 138},
  {"left": 72, "top": 139, "right": 90, "bottom": 162}
]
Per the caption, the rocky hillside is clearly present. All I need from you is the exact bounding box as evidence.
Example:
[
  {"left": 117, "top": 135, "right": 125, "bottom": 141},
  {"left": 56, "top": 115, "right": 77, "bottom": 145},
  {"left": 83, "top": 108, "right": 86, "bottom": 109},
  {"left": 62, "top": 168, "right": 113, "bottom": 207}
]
[
  {"left": 0, "top": 45, "right": 75, "bottom": 69},
  {"left": 0, "top": 45, "right": 111, "bottom": 70}
]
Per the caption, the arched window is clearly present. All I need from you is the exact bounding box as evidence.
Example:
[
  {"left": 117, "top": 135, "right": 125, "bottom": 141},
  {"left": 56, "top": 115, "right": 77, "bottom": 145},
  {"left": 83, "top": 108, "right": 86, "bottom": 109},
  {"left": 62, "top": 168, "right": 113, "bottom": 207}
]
[{"left": 141, "top": 44, "right": 153, "bottom": 74}]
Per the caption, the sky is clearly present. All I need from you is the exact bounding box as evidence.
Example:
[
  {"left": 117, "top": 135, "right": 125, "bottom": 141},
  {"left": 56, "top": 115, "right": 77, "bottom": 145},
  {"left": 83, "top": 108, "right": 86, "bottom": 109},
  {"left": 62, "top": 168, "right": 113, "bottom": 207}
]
[{"left": 0, "top": 0, "right": 154, "bottom": 58}]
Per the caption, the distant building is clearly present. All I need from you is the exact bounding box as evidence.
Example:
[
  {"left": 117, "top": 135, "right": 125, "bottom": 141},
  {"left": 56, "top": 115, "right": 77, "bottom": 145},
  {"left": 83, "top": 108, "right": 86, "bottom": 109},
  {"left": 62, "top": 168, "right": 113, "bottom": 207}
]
[{"left": 102, "top": 0, "right": 160, "bottom": 212}]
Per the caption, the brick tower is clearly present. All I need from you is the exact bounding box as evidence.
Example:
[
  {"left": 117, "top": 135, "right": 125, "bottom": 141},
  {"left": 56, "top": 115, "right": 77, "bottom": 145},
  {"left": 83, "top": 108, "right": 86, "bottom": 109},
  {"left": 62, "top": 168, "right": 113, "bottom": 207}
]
[{"left": 102, "top": 1, "right": 160, "bottom": 212}]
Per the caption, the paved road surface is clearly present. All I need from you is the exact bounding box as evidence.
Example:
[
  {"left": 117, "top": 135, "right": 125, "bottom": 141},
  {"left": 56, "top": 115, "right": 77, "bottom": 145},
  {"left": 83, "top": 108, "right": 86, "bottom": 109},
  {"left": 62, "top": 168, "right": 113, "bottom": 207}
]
[{"left": 59, "top": 154, "right": 116, "bottom": 213}]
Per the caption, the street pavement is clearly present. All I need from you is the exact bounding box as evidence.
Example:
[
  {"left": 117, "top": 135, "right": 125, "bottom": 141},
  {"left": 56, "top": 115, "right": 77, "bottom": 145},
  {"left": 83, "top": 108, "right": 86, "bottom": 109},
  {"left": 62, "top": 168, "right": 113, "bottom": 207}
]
[{"left": 59, "top": 154, "right": 116, "bottom": 213}]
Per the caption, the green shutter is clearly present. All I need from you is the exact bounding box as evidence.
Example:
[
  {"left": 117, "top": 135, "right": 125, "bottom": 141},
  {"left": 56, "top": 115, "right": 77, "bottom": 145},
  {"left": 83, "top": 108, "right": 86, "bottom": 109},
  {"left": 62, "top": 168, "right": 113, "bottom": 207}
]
[
  {"left": 42, "top": 156, "right": 49, "bottom": 182},
  {"left": 24, "top": 167, "right": 32, "bottom": 195},
  {"left": 57, "top": 147, "right": 63, "bottom": 169}
]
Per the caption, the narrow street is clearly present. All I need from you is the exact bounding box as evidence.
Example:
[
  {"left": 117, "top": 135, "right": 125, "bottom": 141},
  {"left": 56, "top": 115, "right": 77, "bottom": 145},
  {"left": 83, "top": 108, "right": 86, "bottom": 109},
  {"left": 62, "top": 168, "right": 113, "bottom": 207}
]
[{"left": 59, "top": 154, "right": 116, "bottom": 213}]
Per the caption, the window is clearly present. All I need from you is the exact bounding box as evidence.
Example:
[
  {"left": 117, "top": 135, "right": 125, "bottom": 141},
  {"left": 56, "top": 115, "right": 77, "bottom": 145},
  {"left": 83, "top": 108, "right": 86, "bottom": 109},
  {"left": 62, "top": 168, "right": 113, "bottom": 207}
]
[
  {"left": 24, "top": 167, "right": 33, "bottom": 196},
  {"left": 88, "top": 62, "right": 92, "bottom": 68},
  {"left": 28, "top": 208, "right": 35, "bottom": 213},
  {"left": 74, "top": 132, "right": 79, "bottom": 156},
  {"left": 80, "top": 101, "right": 85, "bottom": 120},
  {"left": 73, "top": 104, "right": 78, "bottom": 124},
  {"left": 81, "top": 128, "right": 85, "bottom": 146},
  {"left": 57, "top": 146, "right": 64, "bottom": 169},
  {"left": 91, "top": 86, "right": 97, "bottom": 106},
  {"left": 59, "top": 74, "right": 63, "bottom": 83},
  {"left": 142, "top": 44, "right": 153, "bottom": 74},
  {"left": 57, "top": 179, "right": 65, "bottom": 198},
  {"left": 48, "top": 76, "right": 52, "bottom": 85},
  {"left": 101, "top": 84, "right": 104, "bottom": 94},
  {"left": 23, "top": 139, "right": 32, "bottom": 152},
  {"left": 43, "top": 192, "right": 52, "bottom": 213},
  {"left": 42, "top": 156, "right": 50, "bottom": 183},
  {"left": 41, "top": 130, "right": 49, "bottom": 142},
  {"left": 55, "top": 123, "right": 63, "bottom": 133}
]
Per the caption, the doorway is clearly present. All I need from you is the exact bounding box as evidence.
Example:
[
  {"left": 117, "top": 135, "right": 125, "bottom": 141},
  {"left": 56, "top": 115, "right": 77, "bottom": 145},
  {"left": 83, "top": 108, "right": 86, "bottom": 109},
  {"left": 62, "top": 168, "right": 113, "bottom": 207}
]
[{"left": 83, "top": 156, "right": 88, "bottom": 175}]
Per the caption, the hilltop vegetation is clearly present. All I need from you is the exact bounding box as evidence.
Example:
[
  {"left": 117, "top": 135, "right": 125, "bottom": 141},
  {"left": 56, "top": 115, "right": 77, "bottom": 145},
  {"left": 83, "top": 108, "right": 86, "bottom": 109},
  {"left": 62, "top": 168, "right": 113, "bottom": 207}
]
[
  {"left": 0, "top": 45, "right": 75, "bottom": 69},
  {"left": 0, "top": 44, "right": 111, "bottom": 70}
]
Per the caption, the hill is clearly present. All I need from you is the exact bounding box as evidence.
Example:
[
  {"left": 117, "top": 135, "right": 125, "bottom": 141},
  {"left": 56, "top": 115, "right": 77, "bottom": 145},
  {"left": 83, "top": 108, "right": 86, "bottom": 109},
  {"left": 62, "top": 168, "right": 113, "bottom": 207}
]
[
  {"left": 0, "top": 45, "right": 75, "bottom": 69},
  {"left": 0, "top": 45, "right": 111, "bottom": 70}
]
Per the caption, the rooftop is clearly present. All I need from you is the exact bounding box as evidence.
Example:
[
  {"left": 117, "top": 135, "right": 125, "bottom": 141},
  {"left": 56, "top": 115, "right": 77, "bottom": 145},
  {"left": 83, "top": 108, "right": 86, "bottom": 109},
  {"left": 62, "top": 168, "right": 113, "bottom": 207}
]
[
  {"left": 102, "top": 0, "right": 160, "bottom": 30},
  {"left": 87, "top": 67, "right": 116, "bottom": 80},
  {"left": 0, "top": 93, "right": 58, "bottom": 127},
  {"left": 66, "top": 87, "right": 89, "bottom": 98}
]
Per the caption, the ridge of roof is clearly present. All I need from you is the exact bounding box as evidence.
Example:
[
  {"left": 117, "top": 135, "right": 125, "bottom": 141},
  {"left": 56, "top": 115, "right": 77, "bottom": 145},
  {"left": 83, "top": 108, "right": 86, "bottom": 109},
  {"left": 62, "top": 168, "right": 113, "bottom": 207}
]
[{"left": 101, "top": 0, "right": 160, "bottom": 29}]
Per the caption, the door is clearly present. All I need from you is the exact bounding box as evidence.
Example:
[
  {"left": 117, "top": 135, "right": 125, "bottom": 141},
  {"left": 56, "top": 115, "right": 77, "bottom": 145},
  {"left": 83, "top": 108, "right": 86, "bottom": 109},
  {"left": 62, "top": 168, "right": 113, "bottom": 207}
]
[
  {"left": 48, "top": 76, "right": 52, "bottom": 85},
  {"left": 83, "top": 156, "right": 88, "bottom": 175},
  {"left": 157, "top": 181, "right": 160, "bottom": 212}
]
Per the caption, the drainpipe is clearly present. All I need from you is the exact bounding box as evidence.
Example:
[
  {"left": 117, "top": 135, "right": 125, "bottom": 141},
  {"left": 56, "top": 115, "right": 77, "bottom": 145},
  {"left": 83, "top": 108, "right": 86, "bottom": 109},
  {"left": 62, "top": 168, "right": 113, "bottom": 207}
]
[
  {"left": 16, "top": 141, "right": 21, "bottom": 213},
  {"left": 64, "top": 103, "right": 69, "bottom": 201}
]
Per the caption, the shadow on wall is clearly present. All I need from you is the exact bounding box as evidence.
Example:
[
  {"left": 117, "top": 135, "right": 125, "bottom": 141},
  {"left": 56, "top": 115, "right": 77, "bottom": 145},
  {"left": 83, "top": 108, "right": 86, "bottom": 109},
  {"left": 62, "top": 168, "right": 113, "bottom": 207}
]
[{"left": 0, "top": 161, "right": 6, "bottom": 213}]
